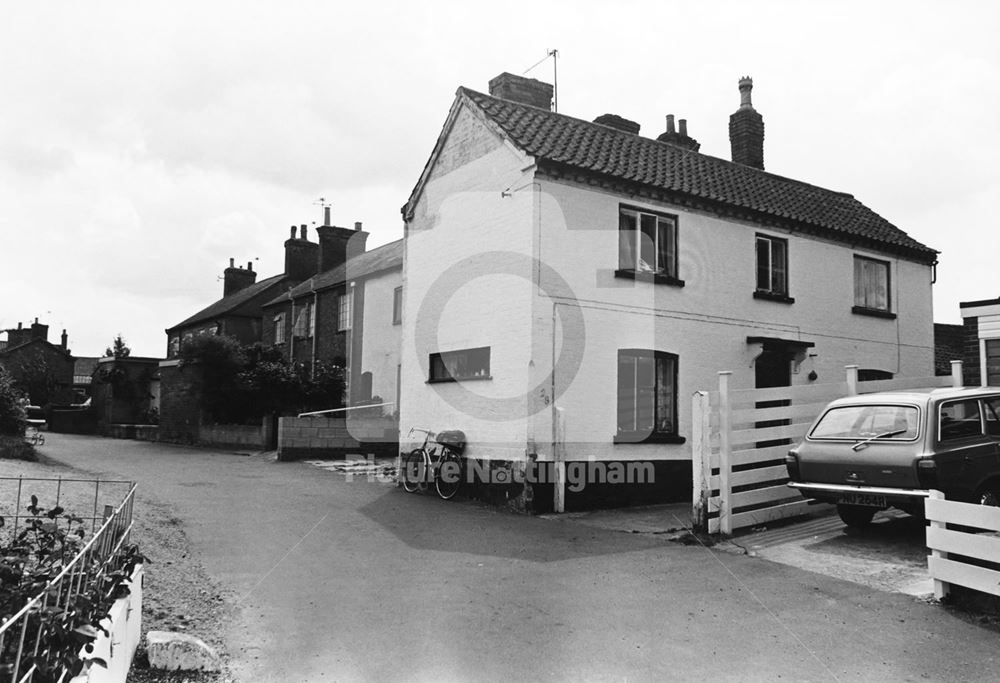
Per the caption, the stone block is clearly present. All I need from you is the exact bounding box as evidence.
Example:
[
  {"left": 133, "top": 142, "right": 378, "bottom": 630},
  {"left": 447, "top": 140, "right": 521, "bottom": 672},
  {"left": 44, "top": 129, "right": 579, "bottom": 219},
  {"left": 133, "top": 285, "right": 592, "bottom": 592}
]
[{"left": 147, "top": 631, "right": 222, "bottom": 672}]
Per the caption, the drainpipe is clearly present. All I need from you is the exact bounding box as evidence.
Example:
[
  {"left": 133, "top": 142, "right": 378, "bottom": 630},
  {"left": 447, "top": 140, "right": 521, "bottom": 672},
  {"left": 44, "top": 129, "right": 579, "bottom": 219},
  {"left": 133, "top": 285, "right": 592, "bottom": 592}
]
[{"left": 311, "top": 289, "right": 319, "bottom": 378}]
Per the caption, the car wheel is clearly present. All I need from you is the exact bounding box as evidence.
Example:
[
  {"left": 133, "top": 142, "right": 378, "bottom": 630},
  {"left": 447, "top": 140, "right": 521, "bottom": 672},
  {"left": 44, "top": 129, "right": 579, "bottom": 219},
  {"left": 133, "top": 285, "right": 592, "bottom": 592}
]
[
  {"left": 976, "top": 483, "right": 1000, "bottom": 507},
  {"left": 837, "top": 504, "right": 877, "bottom": 528}
]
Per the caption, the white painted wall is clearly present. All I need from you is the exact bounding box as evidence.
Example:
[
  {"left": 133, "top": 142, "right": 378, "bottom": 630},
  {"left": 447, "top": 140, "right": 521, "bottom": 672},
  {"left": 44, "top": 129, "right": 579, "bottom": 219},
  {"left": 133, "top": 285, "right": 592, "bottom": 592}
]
[
  {"left": 359, "top": 269, "right": 402, "bottom": 408},
  {"left": 530, "top": 178, "right": 935, "bottom": 461},
  {"left": 399, "top": 103, "right": 536, "bottom": 461}
]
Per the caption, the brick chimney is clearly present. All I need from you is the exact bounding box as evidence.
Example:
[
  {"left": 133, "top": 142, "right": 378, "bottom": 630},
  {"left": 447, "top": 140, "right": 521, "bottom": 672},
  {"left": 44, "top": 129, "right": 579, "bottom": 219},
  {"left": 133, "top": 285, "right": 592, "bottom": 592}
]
[
  {"left": 223, "top": 258, "right": 257, "bottom": 296},
  {"left": 657, "top": 114, "right": 701, "bottom": 151},
  {"left": 593, "top": 114, "right": 641, "bottom": 134},
  {"left": 316, "top": 221, "right": 368, "bottom": 274},
  {"left": 284, "top": 224, "right": 320, "bottom": 281},
  {"left": 30, "top": 318, "right": 48, "bottom": 342},
  {"left": 729, "top": 76, "right": 764, "bottom": 169},
  {"left": 6, "top": 322, "right": 27, "bottom": 348},
  {"left": 488, "top": 73, "right": 553, "bottom": 110}
]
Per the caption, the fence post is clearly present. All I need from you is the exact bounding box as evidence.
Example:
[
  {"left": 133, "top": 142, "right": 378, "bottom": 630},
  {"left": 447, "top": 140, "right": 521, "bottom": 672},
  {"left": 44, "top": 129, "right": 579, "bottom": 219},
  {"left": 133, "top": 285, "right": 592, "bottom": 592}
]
[
  {"left": 927, "top": 489, "right": 950, "bottom": 600},
  {"left": 950, "top": 360, "right": 963, "bottom": 388},
  {"left": 845, "top": 365, "right": 859, "bottom": 396},
  {"left": 718, "top": 372, "right": 733, "bottom": 535},
  {"left": 691, "top": 391, "right": 711, "bottom": 532},
  {"left": 553, "top": 407, "right": 566, "bottom": 514}
]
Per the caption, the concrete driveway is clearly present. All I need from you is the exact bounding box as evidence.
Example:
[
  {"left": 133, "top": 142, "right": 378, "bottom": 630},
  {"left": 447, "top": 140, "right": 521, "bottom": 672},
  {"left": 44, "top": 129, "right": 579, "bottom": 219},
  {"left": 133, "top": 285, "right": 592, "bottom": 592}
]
[{"left": 32, "top": 434, "right": 1000, "bottom": 681}]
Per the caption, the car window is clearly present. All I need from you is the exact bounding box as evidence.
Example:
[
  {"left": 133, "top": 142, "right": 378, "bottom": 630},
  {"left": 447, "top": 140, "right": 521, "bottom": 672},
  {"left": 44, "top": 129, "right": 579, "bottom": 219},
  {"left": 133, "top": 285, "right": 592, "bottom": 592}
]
[
  {"left": 984, "top": 397, "right": 1000, "bottom": 437},
  {"left": 810, "top": 404, "right": 918, "bottom": 440},
  {"left": 939, "top": 399, "right": 984, "bottom": 441}
]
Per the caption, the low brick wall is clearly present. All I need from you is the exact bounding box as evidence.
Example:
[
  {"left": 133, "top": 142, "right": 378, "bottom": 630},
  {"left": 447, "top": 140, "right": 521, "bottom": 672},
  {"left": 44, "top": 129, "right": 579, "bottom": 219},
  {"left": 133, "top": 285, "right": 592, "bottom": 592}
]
[
  {"left": 278, "top": 415, "right": 398, "bottom": 461},
  {"left": 104, "top": 424, "right": 159, "bottom": 441},
  {"left": 197, "top": 423, "right": 266, "bottom": 450}
]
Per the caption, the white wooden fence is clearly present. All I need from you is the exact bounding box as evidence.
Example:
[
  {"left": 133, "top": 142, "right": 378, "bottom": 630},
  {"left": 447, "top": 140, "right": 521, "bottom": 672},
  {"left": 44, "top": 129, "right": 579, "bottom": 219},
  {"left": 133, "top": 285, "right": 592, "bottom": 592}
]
[
  {"left": 926, "top": 490, "right": 1000, "bottom": 600},
  {"left": 692, "top": 362, "right": 963, "bottom": 535}
]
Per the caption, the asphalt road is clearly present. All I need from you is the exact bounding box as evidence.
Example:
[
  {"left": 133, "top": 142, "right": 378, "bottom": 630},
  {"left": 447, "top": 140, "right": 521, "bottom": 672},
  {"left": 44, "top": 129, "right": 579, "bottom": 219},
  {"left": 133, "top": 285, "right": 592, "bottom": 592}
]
[{"left": 33, "top": 434, "right": 1000, "bottom": 682}]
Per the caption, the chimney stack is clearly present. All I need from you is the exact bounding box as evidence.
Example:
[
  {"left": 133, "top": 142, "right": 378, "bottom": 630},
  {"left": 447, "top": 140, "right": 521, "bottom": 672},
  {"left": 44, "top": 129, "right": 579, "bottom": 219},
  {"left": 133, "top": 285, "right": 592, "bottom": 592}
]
[
  {"left": 284, "top": 223, "right": 319, "bottom": 281},
  {"left": 488, "top": 72, "right": 553, "bottom": 110},
  {"left": 61, "top": 329, "right": 68, "bottom": 350},
  {"left": 30, "top": 319, "right": 48, "bottom": 342},
  {"left": 223, "top": 258, "right": 257, "bottom": 296},
  {"left": 729, "top": 76, "right": 765, "bottom": 169},
  {"left": 324, "top": 206, "right": 332, "bottom": 226},
  {"left": 316, "top": 223, "right": 369, "bottom": 274},
  {"left": 593, "top": 114, "right": 641, "bottom": 134},
  {"left": 656, "top": 114, "right": 700, "bottom": 151}
]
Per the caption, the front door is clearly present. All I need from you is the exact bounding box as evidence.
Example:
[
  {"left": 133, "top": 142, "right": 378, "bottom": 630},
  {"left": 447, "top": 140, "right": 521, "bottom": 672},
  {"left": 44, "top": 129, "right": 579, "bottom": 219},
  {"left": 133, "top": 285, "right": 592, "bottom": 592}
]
[{"left": 755, "top": 349, "right": 792, "bottom": 449}]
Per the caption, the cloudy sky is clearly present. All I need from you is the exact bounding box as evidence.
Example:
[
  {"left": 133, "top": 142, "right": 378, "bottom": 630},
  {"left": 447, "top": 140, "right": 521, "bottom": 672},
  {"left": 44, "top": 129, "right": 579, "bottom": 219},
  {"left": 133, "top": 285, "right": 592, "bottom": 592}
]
[{"left": 2, "top": 1, "right": 997, "bottom": 358}]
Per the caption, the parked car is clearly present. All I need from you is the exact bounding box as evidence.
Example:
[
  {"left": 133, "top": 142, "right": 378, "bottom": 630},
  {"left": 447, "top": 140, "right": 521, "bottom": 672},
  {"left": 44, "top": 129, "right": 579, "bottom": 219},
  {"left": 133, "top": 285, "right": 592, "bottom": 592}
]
[{"left": 786, "top": 387, "right": 1000, "bottom": 527}]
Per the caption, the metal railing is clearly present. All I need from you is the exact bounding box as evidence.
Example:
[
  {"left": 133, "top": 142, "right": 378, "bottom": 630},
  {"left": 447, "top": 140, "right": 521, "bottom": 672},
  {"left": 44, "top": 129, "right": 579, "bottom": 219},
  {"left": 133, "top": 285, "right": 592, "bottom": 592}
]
[{"left": 0, "top": 479, "right": 137, "bottom": 683}]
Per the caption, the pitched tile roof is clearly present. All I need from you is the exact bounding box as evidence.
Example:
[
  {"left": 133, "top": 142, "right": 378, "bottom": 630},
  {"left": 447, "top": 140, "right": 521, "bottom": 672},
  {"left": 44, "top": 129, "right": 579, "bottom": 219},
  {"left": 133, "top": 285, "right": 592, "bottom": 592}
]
[
  {"left": 447, "top": 88, "right": 936, "bottom": 262},
  {"left": 168, "top": 273, "right": 286, "bottom": 331},
  {"left": 265, "top": 239, "right": 403, "bottom": 306}
]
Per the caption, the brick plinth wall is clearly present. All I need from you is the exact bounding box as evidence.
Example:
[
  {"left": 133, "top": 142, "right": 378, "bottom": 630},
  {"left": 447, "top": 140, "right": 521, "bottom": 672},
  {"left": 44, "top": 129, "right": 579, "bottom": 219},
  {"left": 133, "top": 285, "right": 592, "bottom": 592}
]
[{"left": 278, "top": 415, "right": 398, "bottom": 461}]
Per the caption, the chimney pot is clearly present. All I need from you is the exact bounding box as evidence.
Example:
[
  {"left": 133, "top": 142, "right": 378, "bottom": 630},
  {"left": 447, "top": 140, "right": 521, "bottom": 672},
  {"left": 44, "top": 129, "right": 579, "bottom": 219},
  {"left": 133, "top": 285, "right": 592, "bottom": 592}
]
[
  {"left": 290, "top": 226, "right": 296, "bottom": 239},
  {"left": 229, "top": 257, "right": 235, "bottom": 268},
  {"left": 324, "top": 206, "right": 332, "bottom": 226},
  {"left": 354, "top": 221, "right": 363, "bottom": 232},
  {"left": 17, "top": 322, "right": 22, "bottom": 330},
  {"left": 300, "top": 225, "right": 307, "bottom": 240},
  {"left": 666, "top": 114, "right": 676, "bottom": 134},
  {"left": 247, "top": 261, "right": 253, "bottom": 272},
  {"left": 738, "top": 76, "right": 754, "bottom": 109},
  {"left": 679, "top": 119, "right": 688, "bottom": 137}
]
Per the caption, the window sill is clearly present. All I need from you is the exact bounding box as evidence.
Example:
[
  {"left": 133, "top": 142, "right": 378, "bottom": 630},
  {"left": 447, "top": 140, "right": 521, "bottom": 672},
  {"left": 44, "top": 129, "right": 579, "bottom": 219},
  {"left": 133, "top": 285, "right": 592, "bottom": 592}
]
[
  {"left": 852, "top": 306, "right": 896, "bottom": 320},
  {"left": 753, "top": 290, "right": 795, "bottom": 304},
  {"left": 615, "top": 269, "right": 685, "bottom": 288},
  {"left": 427, "top": 376, "right": 493, "bottom": 384},
  {"left": 613, "top": 433, "right": 687, "bottom": 445}
]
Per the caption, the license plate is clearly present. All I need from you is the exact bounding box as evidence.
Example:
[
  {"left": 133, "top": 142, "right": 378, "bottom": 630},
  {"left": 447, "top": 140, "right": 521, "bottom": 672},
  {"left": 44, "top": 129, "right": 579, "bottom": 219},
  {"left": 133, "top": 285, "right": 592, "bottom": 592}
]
[{"left": 837, "top": 492, "right": 887, "bottom": 508}]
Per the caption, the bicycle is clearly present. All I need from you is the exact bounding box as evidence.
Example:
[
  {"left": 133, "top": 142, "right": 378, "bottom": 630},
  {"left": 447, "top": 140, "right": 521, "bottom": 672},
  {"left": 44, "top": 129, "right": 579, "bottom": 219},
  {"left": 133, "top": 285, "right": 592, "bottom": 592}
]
[
  {"left": 401, "top": 428, "right": 466, "bottom": 500},
  {"left": 25, "top": 421, "right": 45, "bottom": 446}
]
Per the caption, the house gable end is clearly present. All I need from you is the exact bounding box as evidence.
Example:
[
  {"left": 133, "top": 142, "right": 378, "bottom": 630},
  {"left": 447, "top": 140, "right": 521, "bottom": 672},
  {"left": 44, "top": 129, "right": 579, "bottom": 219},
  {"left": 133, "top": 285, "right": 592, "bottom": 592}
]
[{"left": 403, "top": 93, "right": 531, "bottom": 221}]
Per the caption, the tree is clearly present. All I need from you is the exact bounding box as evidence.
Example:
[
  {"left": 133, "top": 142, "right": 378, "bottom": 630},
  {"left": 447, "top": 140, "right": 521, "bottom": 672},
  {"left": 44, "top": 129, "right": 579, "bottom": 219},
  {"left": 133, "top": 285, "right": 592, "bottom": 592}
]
[
  {"left": 0, "top": 366, "right": 27, "bottom": 436},
  {"left": 104, "top": 334, "right": 131, "bottom": 359},
  {"left": 5, "top": 349, "right": 60, "bottom": 406}
]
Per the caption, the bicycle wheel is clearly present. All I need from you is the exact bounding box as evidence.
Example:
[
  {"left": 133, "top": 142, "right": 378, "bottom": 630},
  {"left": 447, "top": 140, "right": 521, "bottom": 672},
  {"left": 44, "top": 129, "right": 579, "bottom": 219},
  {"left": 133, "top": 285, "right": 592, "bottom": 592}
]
[
  {"left": 402, "top": 449, "right": 427, "bottom": 493},
  {"left": 434, "top": 450, "right": 463, "bottom": 500}
]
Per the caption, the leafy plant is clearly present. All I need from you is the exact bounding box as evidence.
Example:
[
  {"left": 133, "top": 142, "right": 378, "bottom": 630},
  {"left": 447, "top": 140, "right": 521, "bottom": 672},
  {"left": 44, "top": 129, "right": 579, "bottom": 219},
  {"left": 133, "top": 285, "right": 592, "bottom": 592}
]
[
  {"left": 0, "top": 497, "right": 145, "bottom": 682},
  {"left": 0, "top": 367, "right": 26, "bottom": 437},
  {"left": 103, "top": 334, "right": 131, "bottom": 360}
]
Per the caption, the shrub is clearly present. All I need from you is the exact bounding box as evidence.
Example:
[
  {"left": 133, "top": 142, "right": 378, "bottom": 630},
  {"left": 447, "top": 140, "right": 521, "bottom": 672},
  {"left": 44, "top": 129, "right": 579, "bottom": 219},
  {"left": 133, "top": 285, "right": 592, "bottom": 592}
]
[
  {"left": 0, "top": 435, "right": 36, "bottom": 461},
  {"left": 0, "top": 496, "right": 145, "bottom": 681},
  {"left": 0, "top": 367, "right": 27, "bottom": 437}
]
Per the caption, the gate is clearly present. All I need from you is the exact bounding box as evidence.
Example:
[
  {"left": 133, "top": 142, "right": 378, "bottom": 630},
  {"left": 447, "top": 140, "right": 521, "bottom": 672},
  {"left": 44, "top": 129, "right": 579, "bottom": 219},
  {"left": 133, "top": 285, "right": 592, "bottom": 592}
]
[{"left": 692, "top": 363, "right": 962, "bottom": 534}]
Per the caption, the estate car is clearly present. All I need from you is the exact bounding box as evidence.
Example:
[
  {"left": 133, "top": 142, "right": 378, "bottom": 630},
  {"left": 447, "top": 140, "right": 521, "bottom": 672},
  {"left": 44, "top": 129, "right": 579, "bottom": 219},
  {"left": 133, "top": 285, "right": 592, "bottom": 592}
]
[{"left": 786, "top": 387, "right": 1000, "bottom": 527}]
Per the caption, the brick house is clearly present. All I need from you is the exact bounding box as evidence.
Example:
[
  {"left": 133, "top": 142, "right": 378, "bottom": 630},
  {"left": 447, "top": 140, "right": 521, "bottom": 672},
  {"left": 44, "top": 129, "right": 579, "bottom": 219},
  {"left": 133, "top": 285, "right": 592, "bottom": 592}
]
[
  {"left": 262, "top": 232, "right": 403, "bottom": 409},
  {"left": 398, "top": 72, "right": 938, "bottom": 508},
  {"left": 0, "top": 320, "right": 75, "bottom": 404},
  {"left": 958, "top": 298, "right": 1000, "bottom": 386},
  {"left": 164, "top": 224, "right": 324, "bottom": 357}
]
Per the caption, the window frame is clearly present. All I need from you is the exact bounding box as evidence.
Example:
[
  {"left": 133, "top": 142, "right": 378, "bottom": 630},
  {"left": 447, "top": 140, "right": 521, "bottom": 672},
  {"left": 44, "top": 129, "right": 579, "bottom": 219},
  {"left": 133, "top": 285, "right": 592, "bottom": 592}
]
[
  {"left": 615, "top": 205, "right": 684, "bottom": 287},
  {"left": 754, "top": 234, "right": 793, "bottom": 303},
  {"left": 428, "top": 346, "right": 491, "bottom": 383},
  {"left": 392, "top": 286, "right": 403, "bottom": 326},
  {"left": 614, "top": 349, "right": 684, "bottom": 444},
  {"left": 337, "top": 293, "right": 352, "bottom": 332},
  {"left": 852, "top": 255, "right": 895, "bottom": 319},
  {"left": 273, "top": 313, "right": 286, "bottom": 345},
  {"left": 937, "top": 398, "right": 986, "bottom": 443}
]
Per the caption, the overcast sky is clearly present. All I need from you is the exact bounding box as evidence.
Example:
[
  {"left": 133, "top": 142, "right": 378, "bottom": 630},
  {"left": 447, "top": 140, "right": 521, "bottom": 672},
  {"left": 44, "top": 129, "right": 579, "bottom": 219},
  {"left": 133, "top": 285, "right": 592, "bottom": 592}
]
[{"left": 2, "top": 1, "right": 997, "bottom": 358}]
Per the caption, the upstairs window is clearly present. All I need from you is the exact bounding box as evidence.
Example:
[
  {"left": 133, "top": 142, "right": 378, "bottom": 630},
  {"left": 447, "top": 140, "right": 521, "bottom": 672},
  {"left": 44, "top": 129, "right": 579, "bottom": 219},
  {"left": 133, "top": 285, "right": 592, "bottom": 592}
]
[
  {"left": 853, "top": 256, "right": 892, "bottom": 316},
  {"left": 392, "top": 286, "right": 403, "bottom": 325},
  {"left": 615, "top": 349, "right": 681, "bottom": 443},
  {"left": 429, "top": 347, "right": 490, "bottom": 382},
  {"left": 618, "top": 206, "right": 680, "bottom": 285},
  {"left": 338, "top": 293, "right": 352, "bottom": 331},
  {"left": 755, "top": 234, "right": 790, "bottom": 300}
]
